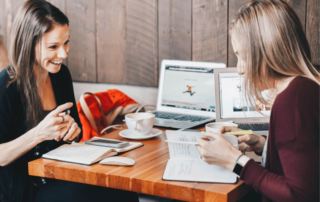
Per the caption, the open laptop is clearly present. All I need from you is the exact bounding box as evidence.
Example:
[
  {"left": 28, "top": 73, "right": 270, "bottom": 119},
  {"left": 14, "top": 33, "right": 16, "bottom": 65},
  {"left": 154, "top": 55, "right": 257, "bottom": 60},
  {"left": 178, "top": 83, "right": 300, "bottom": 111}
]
[
  {"left": 214, "top": 68, "right": 270, "bottom": 132},
  {"left": 154, "top": 60, "right": 226, "bottom": 129}
]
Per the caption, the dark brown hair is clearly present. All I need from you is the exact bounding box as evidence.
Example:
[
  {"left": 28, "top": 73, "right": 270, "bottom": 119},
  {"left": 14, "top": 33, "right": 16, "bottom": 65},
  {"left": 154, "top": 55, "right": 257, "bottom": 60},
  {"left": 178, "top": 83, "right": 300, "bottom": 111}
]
[{"left": 9, "top": 0, "right": 69, "bottom": 127}]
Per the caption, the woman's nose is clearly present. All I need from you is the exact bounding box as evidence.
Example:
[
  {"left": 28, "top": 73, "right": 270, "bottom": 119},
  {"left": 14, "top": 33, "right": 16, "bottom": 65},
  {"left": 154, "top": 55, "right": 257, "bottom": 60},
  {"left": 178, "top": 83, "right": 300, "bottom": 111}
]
[{"left": 58, "top": 47, "right": 68, "bottom": 59}]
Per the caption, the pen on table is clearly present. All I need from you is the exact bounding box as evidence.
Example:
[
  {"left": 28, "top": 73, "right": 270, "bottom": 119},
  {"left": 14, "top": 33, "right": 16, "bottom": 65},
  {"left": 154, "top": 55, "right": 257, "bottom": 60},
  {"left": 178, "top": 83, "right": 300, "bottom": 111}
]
[
  {"left": 165, "top": 140, "right": 199, "bottom": 146},
  {"left": 224, "top": 130, "right": 253, "bottom": 136}
]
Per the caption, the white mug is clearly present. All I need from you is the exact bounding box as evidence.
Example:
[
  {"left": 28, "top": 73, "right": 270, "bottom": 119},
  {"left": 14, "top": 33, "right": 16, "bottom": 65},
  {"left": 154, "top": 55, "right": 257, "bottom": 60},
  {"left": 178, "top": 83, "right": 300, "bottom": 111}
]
[
  {"left": 125, "top": 112, "right": 155, "bottom": 135},
  {"left": 205, "top": 122, "right": 238, "bottom": 134},
  {"left": 205, "top": 122, "right": 238, "bottom": 148}
]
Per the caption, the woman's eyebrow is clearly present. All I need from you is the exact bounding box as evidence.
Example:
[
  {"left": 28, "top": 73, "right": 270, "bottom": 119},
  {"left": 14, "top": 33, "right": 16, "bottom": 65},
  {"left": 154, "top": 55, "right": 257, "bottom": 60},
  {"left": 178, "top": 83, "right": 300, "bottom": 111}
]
[
  {"left": 46, "top": 41, "right": 59, "bottom": 45},
  {"left": 46, "top": 37, "right": 70, "bottom": 45}
]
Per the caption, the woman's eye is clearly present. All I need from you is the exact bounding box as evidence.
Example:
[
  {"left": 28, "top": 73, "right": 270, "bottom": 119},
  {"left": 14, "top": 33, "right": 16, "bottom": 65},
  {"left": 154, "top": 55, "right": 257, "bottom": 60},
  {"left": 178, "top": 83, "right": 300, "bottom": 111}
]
[
  {"left": 64, "top": 40, "right": 69, "bottom": 45},
  {"left": 48, "top": 45, "right": 57, "bottom": 49}
]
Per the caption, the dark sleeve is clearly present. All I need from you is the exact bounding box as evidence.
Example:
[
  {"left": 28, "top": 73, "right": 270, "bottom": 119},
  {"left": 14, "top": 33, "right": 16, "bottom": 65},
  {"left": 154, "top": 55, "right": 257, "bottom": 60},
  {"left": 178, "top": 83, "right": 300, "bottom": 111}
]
[
  {"left": 56, "top": 65, "right": 82, "bottom": 141},
  {"left": 0, "top": 70, "right": 19, "bottom": 143},
  {"left": 240, "top": 79, "right": 319, "bottom": 202},
  {"left": 0, "top": 90, "right": 12, "bottom": 143}
]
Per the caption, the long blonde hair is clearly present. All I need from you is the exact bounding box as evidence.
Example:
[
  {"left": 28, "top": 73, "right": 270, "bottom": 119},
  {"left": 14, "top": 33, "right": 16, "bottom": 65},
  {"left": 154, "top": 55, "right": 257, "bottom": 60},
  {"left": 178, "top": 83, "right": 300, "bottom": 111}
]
[{"left": 230, "top": 0, "right": 320, "bottom": 105}]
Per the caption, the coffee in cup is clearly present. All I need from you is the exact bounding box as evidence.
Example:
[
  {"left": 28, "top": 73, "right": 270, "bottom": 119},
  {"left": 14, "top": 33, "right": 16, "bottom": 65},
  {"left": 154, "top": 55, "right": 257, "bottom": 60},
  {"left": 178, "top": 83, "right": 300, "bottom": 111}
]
[{"left": 125, "top": 112, "right": 155, "bottom": 135}]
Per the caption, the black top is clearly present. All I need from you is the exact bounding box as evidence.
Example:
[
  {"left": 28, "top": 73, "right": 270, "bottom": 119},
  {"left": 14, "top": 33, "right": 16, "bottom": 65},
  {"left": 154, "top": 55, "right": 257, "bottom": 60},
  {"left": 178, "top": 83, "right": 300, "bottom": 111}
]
[{"left": 0, "top": 65, "right": 82, "bottom": 202}]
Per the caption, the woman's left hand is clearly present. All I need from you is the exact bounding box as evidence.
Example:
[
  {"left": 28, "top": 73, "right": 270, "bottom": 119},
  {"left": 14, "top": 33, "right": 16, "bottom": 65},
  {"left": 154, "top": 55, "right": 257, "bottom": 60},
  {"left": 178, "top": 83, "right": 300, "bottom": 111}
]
[
  {"left": 197, "top": 133, "right": 242, "bottom": 171},
  {"left": 59, "top": 114, "right": 81, "bottom": 142}
]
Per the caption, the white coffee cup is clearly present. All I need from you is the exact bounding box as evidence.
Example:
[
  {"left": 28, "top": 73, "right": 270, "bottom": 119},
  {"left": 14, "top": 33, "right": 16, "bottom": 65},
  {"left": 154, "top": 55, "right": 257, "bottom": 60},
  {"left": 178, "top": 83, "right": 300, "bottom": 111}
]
[
  {"left": 205, "top": 122, "right": 239, "bottom": 147},
  {"left": 125, "top": 112, "right": 155, "bottom": 135},
  {"left": 205, "top": 122, "right": 238, "bottom": 134}
]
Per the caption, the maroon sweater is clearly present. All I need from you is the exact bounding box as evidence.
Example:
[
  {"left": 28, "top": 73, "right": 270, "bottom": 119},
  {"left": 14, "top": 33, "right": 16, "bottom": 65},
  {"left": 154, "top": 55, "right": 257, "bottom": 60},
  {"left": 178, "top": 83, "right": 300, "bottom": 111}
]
[{"left": 240, "top": 77, "right": 319, "bottom": 202}]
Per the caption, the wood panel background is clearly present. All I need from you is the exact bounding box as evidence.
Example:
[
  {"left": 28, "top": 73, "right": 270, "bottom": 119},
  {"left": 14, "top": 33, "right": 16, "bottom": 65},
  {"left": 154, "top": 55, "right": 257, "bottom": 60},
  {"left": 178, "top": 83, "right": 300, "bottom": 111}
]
[{"left": 0, "top": 0, "right": 318, "bottom": 87}]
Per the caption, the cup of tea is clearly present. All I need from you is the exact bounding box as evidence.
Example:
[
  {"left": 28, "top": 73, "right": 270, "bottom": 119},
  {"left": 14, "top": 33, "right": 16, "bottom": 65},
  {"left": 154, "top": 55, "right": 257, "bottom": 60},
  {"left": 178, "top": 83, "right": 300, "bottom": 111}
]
[
  {"left": 205, "top": 122, "right": 238, "bottom": 134},
  {"left": 125, "top": 112, "right": 155, "bottom": 135}
]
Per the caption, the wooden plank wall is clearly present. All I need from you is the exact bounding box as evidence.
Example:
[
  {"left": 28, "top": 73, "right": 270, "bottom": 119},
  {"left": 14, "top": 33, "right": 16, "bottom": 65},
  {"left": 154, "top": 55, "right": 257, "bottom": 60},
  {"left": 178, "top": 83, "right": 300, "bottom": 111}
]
[{"left": 0, "top": 0, "right": 318, "bottom": 87}]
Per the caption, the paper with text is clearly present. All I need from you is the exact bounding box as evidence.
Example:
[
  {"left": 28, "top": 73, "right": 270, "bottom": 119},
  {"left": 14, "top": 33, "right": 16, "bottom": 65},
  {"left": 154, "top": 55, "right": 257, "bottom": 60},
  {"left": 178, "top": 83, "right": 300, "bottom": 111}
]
[{"left": 163, "top": 130, "right": 237, "bottom": 183}]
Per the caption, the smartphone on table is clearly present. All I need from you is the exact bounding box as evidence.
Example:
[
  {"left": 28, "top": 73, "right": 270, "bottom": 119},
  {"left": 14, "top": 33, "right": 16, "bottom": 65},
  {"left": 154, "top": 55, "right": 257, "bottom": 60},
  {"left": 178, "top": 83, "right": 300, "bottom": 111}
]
[{"left": 85, "top": 137, "right": 129, "bottom": 148}]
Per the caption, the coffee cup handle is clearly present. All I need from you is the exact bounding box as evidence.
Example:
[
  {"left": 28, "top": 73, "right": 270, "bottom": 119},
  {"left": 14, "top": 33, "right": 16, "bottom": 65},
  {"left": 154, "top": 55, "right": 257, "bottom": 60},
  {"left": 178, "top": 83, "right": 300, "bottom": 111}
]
[{"left": 134, "top": 120, "right": 143, "bottom": 130}]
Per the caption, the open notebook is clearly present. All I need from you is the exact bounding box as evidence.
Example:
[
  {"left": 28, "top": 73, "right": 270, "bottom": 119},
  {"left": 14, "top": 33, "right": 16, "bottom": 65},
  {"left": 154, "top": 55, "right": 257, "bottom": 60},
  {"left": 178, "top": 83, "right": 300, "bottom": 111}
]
[
  {"left": 163, "top": 130, "right": 237, "bottom": 183},
  {"left": 42, "top": 140, "right": 143, "bottom": 165}
]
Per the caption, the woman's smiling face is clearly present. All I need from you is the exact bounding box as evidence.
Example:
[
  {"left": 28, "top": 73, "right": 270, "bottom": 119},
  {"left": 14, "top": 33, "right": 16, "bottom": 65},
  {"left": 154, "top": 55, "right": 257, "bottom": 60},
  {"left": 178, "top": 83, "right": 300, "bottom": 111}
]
[{"left": 35, "top": 23, "right": 70, "bottom": 74}]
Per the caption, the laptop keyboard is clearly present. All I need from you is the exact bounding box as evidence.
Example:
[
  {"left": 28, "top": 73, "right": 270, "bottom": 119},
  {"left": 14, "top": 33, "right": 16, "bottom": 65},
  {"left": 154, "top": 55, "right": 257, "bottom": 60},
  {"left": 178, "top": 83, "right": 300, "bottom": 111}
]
[
  {"left": 237, "top": 122, "right": 269, "bottom": 131},
  {"left": 154, "top": 112, "right": 207, "bottom": 122}
]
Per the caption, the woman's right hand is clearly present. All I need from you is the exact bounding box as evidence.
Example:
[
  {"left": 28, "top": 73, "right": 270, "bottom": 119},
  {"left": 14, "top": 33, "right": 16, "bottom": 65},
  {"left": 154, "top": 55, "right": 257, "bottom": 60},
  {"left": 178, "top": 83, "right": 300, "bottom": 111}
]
[
  {"left": 32, "top": 102, "right": 74, "bottom": 143},
  {"left": 238, "top": 134, "right": 266, "bottom": 155}
]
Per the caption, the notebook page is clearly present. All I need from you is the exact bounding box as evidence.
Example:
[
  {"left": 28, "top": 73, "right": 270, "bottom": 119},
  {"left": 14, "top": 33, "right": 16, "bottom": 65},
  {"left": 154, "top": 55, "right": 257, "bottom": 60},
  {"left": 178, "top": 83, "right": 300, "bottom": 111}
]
[
  {"left": 164, "top": 130, "right": 237, "bottom": 183},
  {"left": 166, "top": 130, "right": 201, "bottom": 159},
  {"left": 163, "top": 159, "right": 237, "bottom": 183},
  {"left": 42, "top": 143, "right": 116, "bottom": 165}
]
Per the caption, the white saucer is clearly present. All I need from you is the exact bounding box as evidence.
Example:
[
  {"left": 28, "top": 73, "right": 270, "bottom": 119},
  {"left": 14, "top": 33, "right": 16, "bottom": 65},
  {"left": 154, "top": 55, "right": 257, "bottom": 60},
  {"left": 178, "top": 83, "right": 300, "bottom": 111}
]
[{"left": 119, "top": 128, "right": 162, "bottom": 140}]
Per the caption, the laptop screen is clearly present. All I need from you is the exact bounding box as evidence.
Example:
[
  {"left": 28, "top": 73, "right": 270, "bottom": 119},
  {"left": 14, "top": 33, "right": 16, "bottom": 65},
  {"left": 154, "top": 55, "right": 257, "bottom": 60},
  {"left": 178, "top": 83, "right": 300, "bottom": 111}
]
[
  {"left": 161, "top": 65, "right": 215, "bottom": 112},
  {"left": 218, "top": 71, "right": 270, "bottom": 120},
  {"left": 157, "top": 60, "right": 225, "bottom": 117}
]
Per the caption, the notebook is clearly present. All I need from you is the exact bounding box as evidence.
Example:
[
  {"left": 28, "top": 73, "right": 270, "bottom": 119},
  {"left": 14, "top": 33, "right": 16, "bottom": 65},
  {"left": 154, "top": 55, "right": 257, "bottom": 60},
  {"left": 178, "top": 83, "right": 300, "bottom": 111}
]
[
  {"left": 214, "top": 68, "right": 270, "bottom": 132},
  {"left": 154, "top": 60, "right": 226, "bottom": 130},
  {"left": 42, "top": 139, "right": 143, "bottom": 165},
  {"left": 162, "top": 130, "right": 237, "bottom": 183}
]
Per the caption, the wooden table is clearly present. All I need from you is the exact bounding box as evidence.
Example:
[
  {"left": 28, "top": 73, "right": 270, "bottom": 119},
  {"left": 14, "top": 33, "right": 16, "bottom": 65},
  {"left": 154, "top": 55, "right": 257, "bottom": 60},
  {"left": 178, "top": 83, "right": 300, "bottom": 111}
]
[{"left": 28, "top": 128, "right": 249, "bottom": 202}]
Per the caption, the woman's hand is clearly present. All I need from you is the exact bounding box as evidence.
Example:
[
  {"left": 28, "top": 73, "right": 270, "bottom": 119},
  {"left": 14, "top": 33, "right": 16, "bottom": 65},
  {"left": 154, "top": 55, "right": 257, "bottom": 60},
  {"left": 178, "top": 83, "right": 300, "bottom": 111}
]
[
  {"left": 221, "top": 126, "right": 266, "bottom": 155},
  {"left": 32, "top": 102, "right": 80, "bottom": 143},
  {"left": 238, "top": 134, "right": 266, "bottom": 155},
  {"left": 197, "top": 133, "right": 242, "bottom": 171},
  {"left": 61, "top": 114, "right": 81, "bottom": 142}
]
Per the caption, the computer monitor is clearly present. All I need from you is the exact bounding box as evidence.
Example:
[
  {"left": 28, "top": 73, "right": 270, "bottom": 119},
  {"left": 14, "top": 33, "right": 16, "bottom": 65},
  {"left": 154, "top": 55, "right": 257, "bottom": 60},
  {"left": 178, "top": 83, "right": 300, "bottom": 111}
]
[
  {"left": 157, "top": 60, "right": 225, "bottom": 117},
  {"left": 214, "top": 68, "right": 270, "bottom": 123}
]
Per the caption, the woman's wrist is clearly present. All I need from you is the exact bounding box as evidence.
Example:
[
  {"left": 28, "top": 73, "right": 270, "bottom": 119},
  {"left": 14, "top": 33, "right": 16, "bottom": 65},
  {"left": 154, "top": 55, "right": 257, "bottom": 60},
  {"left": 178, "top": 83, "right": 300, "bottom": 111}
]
[
  {"left": 232, "top": 154, "right": 250, "bottom": 176},
  {"left": 27, "top": 127, "right": 43, "bottom": 146},
  {"left": 226, "top": 149, "right": 242, "bottom": 171}
]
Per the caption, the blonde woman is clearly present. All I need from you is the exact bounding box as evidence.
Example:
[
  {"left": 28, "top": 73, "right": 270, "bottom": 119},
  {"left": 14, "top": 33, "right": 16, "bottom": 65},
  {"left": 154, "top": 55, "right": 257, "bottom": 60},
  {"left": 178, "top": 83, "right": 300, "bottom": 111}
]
[{"left": 197, "top": 1, "right": 319, "bottom": 202}]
